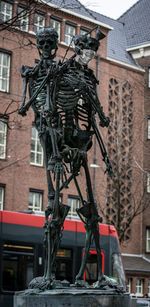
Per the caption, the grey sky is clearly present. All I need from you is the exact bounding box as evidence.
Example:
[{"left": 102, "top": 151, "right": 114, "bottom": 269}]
[{"left": 79, "top": 0, "right": 138, "bottom": 19}]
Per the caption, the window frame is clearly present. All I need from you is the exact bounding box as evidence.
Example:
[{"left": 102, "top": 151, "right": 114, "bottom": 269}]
[
  {"left": 126, "top": 278, "right": 132, "bottom": 293},
  {"left": 17, "top": 6, "right": 29, "bottom": 32},
  {"left": 0, "top": 185, "right": 5, "bottom": 210},
  {"left": 28, "top": 189, "right": 43, "bottom": 212},
  {"left": 50, "top": 18, "right": 61, "bottom": 42},
  {"left": 146, "top": 228, "right": 150, "bottom": 253},
  {"left": 136, "top": 278, "right": 143, "bottom": 297},
  {"left": 146, "top": 173, "right": 150, "bottom": 193},
  {"left": 34, "top": 12, "right": 45, "bottom": 33},
  {"left": 148, "top": 67, "right": 150, "bottom": 88},
  {"left": 0, "top": 51, "right": 11, "bottom": 93},
  {"left": 0, "top": 1, "right": 13, "bottom": 23},
  {"left": 30, "top": 126, "right": 43, "bottom": 167},
  {"left": 67, "top": 195, "right": 80, "bottom": 219},
  {"left": 64, "top": 24, "right": 76, "bottom": 46},
  {"left": 0, "top": 119, "right": 7, "bottom": 159}
]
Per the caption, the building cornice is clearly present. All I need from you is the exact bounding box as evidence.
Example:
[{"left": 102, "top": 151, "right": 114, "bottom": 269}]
[
  {"left": 106, "top": 57, "right": 145, "bottom": 72},
  {"left": 41, "top": 0, "right": 113, "bottom": 30},
  {"left": 127, "top": 43, "right": 150, "bottom": 59}
]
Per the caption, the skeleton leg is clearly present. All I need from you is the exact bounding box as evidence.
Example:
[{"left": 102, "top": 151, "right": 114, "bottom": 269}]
[{"left": 75, "top": 154, "right": 103, "bottom": 285}]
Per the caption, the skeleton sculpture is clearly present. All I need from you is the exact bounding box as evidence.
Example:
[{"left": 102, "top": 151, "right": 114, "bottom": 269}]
[{"left": 18, "top": 27, "right": 114, "bottom": 290}]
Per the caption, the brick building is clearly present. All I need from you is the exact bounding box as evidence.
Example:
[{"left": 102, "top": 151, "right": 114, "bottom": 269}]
[{"left": 0, "top": 0, "right": 150, "bottom": 296}]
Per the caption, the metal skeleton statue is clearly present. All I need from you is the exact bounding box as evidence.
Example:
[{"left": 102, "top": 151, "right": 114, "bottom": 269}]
[{"left": 18, "top": 27, "right": 118, "bottom": 290}]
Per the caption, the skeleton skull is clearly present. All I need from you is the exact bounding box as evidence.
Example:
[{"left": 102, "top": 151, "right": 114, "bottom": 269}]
[{"left": 36, "top": 28, "right": 58, "bottom": 59}]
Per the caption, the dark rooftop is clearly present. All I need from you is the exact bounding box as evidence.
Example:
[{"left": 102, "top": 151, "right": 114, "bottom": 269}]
[{"left": 122, "top": 255, "right": 150, "bottom": 272}]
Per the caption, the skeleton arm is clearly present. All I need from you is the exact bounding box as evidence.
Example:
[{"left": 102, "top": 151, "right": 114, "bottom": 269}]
[{"left": 92, "top": 117, "right": 113, "bottom": 177}]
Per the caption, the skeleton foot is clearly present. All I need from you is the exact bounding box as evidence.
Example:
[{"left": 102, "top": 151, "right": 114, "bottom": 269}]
[
  {"left": 75, "top": 277, "right": 90, "bottom": 288},
  {"left": 93, "top": 274, "right": 119, "bottom": 290}
]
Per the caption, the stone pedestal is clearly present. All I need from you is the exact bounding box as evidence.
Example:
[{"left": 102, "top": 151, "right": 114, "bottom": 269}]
[{"left": 14, "top": 288, "right": 133, "bottom": 307}]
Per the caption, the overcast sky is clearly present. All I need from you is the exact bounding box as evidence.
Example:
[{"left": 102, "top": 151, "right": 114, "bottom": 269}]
[{"left": 79, "top": 0, "right": 138, "bottom": 19}]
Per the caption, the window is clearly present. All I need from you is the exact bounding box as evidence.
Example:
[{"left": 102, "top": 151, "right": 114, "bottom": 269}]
[
  {"left": 0, "top": 52, "right": 10, "bottom": 92},
  {"left": 0, "top": 1, "right": 13, "bottom": 22},
  {"left": 28, "top": 190, "right": 43, "bottom": 211},
  {"left": 0, "top": 186, "right": 4, "bottom": 210},
  {"left": 17, "top": 7, "right": 29, "bottom": 32},
  {"left": 34, "top": 13, "right": 45, "bottom": 33},
  {"left": 147, "top": 173, "right": 150, "bottom": 193},
  {"left": 64, "top": 24, "right": 75, "bottom": 46},
  {"left": 147, "top": 119, "right": 150, "bottom": 139},
  {"left": 30, "top": 126, "right": 43, "bottom": 166},
  {"left": 148, "top": 280, "right": 150, "bottom": 297},
  {"left": 136, "top": 279, "right": 143, "bottom": 297},
  {"left": 80, "top": 28, "right": 89, "bottom": 36},
  {"left": 148, "top": 68, "right": 150, "bottom": 88},
  {"left": 51, "top": 19, "right": 61, "bottom": 41},
  {"left": 126, "top": 278, "right": 132, "bottom": 293},
  {"left": 146, "top": 228, "right": 150, "bottom": 252},
  {"left": 67, "top": 196, "right": 80, "bottom": 219},
  {"left": 0, "top": 120, "right": 7, "bottom": 159}
]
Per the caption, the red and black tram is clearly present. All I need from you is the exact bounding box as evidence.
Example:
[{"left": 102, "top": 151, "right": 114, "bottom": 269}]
[{"left": 0, "top": 210, "right": 125, "bottom": 307}]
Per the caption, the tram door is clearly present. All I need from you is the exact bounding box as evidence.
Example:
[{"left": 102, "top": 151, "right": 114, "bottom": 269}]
[
  {"left": 84, "top": 249, "right": 105, "bottom": 284},
  {"left": 2, "top": 243, "right": 34, "bottom": 291}
]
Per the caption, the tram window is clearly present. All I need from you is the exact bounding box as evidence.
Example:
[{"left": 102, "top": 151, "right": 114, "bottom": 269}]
[
  {"left": 55, "top": 248, "right": 73, "bottom": 283},
  {"left": 2, "top": 243, "right": 34, "bottom": 291},
  {"left": 84, "top": 250, "right": 105, "bottom": 284}
]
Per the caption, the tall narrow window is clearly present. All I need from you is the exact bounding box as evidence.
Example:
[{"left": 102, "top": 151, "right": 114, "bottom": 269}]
[
  {"left": 51, "top": 19, "right": 61, "bottom": 41},
  {"left": 0, "top": 120, "right": 7, "bottom": 159},
  {"left": 148, "top": 280, "right": 150, "bottom": 297},
  {"left": 0, "top": 1, "right": 12, "bottom": 22},
  {"left": 146, "top": 228, "right": 150, "bottom": 252},
  {"left": 126, "top": 278, "right": 132, "bottom": 293},
  {"left": 136, "top": 279, "right": 143, "bottom": 297},
  {"left": 18, "top": 7, "right": 29, "bottom": 32},
  {"left": 28, "top": 190, "right": 43, "bottom": 212},
  {"left": 67, "top": 196, "right": 80, "bottom": 219},
  {"left": 147, "top": 119, "right": 150, "bottom": 139},
  {"left": 0, "top": 52, "right": 10, "bottom": 92},
  {"left": 147, "top": 173, "right": 150, "bottom": 193},
  {"left": 64, "top": 24, "right": 75, "bottom": 46},
  {"left": 148, "top": 68, "right": 150, "bottom": 88},
  {"left": 34, "top": 13, "right": 45, "bottom": 33},
  {"left": 0, "top": 186, "right": 4, "bottom": 210},
  {"left": 30, "top": 126, "right": 43, "bottom": 166}
]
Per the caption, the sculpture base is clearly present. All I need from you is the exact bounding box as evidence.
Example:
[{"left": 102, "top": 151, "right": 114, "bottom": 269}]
[{"left": 14, "top": 288, "right": 133, "bottom": 307}]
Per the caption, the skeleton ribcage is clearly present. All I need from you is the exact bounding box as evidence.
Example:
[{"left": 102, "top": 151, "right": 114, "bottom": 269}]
[{"left": 30, "top": 65, "right": 96, "bottom": 131}]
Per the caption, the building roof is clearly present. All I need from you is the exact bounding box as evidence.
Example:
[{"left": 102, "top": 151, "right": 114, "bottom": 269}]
[
  {"left": 118, "top": 0, "right": 150, "bottom": 48},
  {"left": 44, "top": 0, "right": 146, "bottom": 68},
  {"left": 122, "top": 255, "right": 150, "bottom": 273}
]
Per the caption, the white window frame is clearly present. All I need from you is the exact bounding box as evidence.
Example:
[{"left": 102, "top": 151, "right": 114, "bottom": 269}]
[
  {"left": 0, "top": 186, "right": 4, "bottom": 210},
  {"left": 146, "top": 228, "right": 150, "bottom": 252},
  {"left": 30, "top": 126, "right": 43, "bottom": 166},
  {"left": 51, "top": 19, "right": 61, "bottom": 41},
  {"left": 1, "top": 1, "right": 13, "bottom": 22},
  {"left": 0, "top": 120, "right": 7, "bottom": 159},
  {"left": 34, "top": 13, "right": 45, "bottom": 33},
  {"left": 64, "top": 24, "right": 75, "bottom": 46},
  {"left": 136, "top": 279, "right": 143, "bottom": 297},
  {"left": 148, "top": 119, "right": 150, "bottom": 139},
  {"left": 0, "top": 52, "right": 10, "bottom": 92},
  {"left": 126, "top": 278, "right": 132, "bottom": 293},
  {"left": 147, "top": 173, "right": 150, "bottom": 193},
  {"left": 67, "top": 196, "right": 80, "bottom": 219},
  {"left": 148, "top": 68, "right": 150, "bottom": 88},
  {"left": 28, "top": 190, "right": 43, "bottom": 212},
  {"left": 17, "top": 7, "right": 29, "bottom": 32}
]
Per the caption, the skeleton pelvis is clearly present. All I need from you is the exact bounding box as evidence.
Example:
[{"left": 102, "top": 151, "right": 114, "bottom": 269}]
[{"left": 64, "top": 128, "right": 94, "bottom": 151}]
